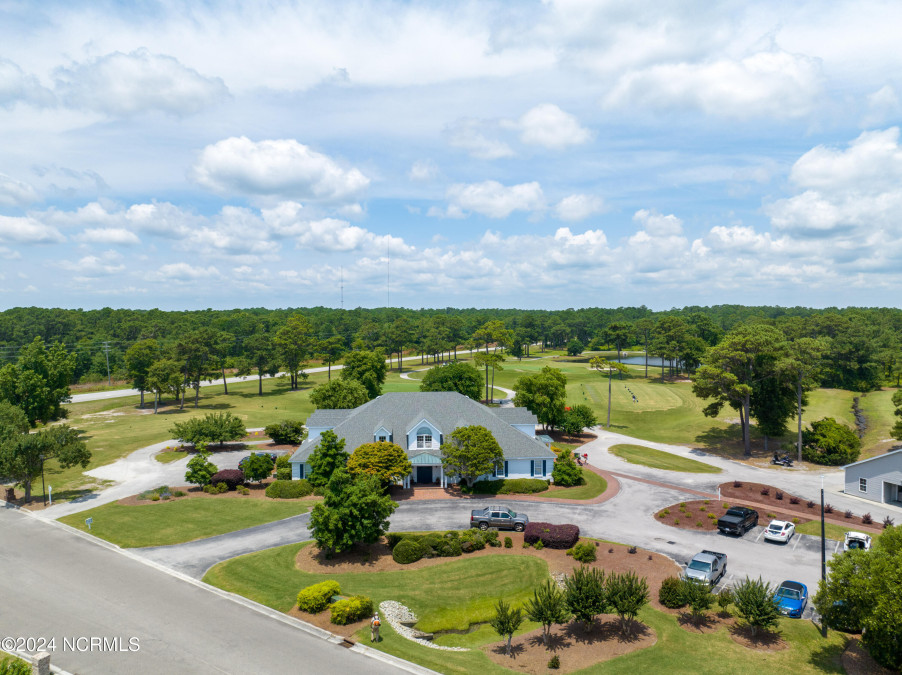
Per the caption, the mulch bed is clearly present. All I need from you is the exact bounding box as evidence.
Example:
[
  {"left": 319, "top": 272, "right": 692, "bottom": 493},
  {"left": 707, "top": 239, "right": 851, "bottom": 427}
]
[
  {"left": 842, "top": 637, "right": 898, "bottom": 675},
  {"left": 720, "top": 482, "right": 885, "bottom": 533},
  {"left": 728, "top": 624, "right": 788, "bottom": 651},
  {"left": 545, "top": 430, "right": 597, "bottom": 447},
  {"left": 483, "top": 618, "right": 656, "bottom": 674},
  {"left": 655, "top": 498, "right": 813, "bottom": 532}
]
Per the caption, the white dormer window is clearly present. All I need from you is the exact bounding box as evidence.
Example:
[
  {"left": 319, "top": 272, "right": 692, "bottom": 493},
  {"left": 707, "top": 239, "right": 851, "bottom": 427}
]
[{"left": 416, "top": 426, "right": 433, "bottom": 449}]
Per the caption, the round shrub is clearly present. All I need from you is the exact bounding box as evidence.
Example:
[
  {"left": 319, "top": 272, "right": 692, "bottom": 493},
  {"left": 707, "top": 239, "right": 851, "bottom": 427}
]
[
  {"left": 569, "top": 541, "right": 596, "bottom": 563},
  {"left": 504, "top": 537, "right": 513, "bottom": 548},
  {"left": 276, "top": 467, "right": 292, "bottom": 481},
  {"left": 392, "top": 538, "right": 426, "bottom": 564},
  {"left": 210, "top": 469, "right": 244, "bottom": 490},
  {"left": 329, "top": 595, "right": 374, "bottom": 625},
  {"left": 659, "top": 576, "right": 687, "bottom": 609},
  {"left": 297, "top": 580, "right": 341, "bottom": 613},
  {"left": 386, "top": 533, "right": 405, "bottom": 549},
  {"left": 265, "top": 479, "right": 313, "bottom": 499},
  {"left": 435, "top": 538, "right": 463, "bottom": 557}
]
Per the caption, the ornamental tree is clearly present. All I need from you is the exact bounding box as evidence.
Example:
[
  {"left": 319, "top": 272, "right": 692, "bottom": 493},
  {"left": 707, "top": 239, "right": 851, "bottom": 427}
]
[
  {"left": 551, "top": 451, "right": 583, "bottom": 487},
  {"left": 419, "top": 362, "right": 482, "bottom": 401},
  {"left": 524, "top": 580, "right": 570, "bottom": 648},
  {"left": 512, "top": 366, "right": 567, "bottom": 430},
  {"left": 732, "top": 577, "right": 780, "bottom": 636},
  {"left": 347, "top": 441, "right": 412, "bottom": 486},
  {"left": 184, "top": 450, "right": 218, "bottom": 486},
  {"left": 169, "top": 411, "right": 246, "bottom": 447},
  {"left": 309, "top": 379, "right": 369, "bottom": 410},
  {"left": 440, "top": 425, "right": 503, "bottom": 488},
  {"left": 489, "top": 598, "right": 524, "bottom": 657},
  {"left": 242, "top": 453, "right": 275, "bottom": 483},
  {"left": 607, "top": 571, "right": 649, "bottom": 635},
  {"left": 681, "top": 578, "right": 714, "bottom": 626},
  {"left": 309, "top": 468, "right": 397, "bottom": 556},
  {"left": 564, "top": 565, "right": 608, "bottom": 631},
  {"left": 264, "top": 420, "right": 306, "bottom": 446},
  {"left": 307, "top": 430, "right": 349, "bottom": 487}
]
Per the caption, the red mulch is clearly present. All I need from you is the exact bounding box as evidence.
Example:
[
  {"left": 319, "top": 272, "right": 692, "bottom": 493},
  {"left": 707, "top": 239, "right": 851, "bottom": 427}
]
[
  {"left": 842, "top": 637, "right": 898, "bottom": 675},
  {"left": 720, "top": 482, "right": 885, "bottom": 533},
  {"left": 483, "top": 617, "right": 656, "bottom": 674}
]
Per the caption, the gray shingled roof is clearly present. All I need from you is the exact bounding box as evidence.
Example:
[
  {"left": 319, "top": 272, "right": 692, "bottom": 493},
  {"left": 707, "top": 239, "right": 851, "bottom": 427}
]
[{"left": 290, "top": 392, "right": 554, "bottom": 463}]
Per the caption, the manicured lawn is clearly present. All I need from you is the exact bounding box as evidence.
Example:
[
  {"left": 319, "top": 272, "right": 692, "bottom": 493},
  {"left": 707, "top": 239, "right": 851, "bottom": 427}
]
[
  {"left": 154, "top": 450, "right": 188, "bottom": 463},
  {"left": 59, "top": 497, "right": 313, "bottom": 548},
  {"left": 205, "top": 541, "right": 848, "bottom": 675},
  {"left": 609, "top": 444, "right": 721, "bottom": 473},
  {"left": 551, "top": 468, "right": 608, "bottom": 500},
  {"left": 42, "top": 375, "right": 325, "bottom": 501},
  {"left": 795, "top": 520, "right": 882, "bottom": 543},
  {"left": 204, "top": 543, "right": 548, "bottom": 632}
]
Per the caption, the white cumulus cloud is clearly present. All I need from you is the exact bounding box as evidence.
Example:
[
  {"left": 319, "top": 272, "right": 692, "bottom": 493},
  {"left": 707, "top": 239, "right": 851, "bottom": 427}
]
[
  {"left": 554, "top": 194, "right": 606, "bottom": 221},
  {"left": 514, "top": 104, "right": 592, "bottom": 149},
  {"left": 0, "top": 174, "right": 39, "bottom": 207},
  {"left": 55, "top": 49, "right": 228, "bottom": 116},
  {"left": 76, "top": 228, "right": 141, "bottom": 245},
  {"left": 0, "top": 58, "right": 55, "bottom": 108},
  {"left": 605, "top": 49, "right": 824, "bottom": 119},
  {"left": 192, "top": 137, "right": 369, "bottom": 202},
  {"left": 444, "top": 181, "right": 545, "bottom": 219},
  {"left": 0, "top": 216, "right": 65, "bottom": 244},
  {"left": 446, "top": 119, "right": 514, "bottom": 160}
]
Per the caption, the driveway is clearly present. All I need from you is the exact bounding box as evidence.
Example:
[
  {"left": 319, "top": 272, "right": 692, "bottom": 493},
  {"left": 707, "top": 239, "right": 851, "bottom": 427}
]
[{"left": 0, "top": 507, "right": 417, "bottom": 675}]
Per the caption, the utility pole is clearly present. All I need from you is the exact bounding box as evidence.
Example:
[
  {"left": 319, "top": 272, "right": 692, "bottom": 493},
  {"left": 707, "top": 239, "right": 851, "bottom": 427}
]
[
  {"left": 102, "top": 341, "right": 111, "bottom": 385},
  {"left": 820, "top": 474, "right": 827, "bottom": 637}
]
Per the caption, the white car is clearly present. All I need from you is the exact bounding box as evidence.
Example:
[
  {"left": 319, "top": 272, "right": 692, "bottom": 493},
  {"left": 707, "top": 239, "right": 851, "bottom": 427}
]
[
  {"left": 843, "top": 531, "right": 872, "bottom": 551},
  {"left": 763, "top": 519, "right": 795, "bottom": 543}
]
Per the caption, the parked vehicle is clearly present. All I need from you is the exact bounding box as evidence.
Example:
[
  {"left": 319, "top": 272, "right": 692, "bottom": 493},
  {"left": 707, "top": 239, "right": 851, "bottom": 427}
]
[
  {"left": 470, "top": 505, "right": 528, "bottom": 531},
  {"left": 773, "top": 580, "right": 808, "bottom": 617},
  {"left": 238, "top": 452, "right": 277, "bottom": 470},
  {"left": 684, "top": 550, "right": 727, "bottom": 586},
  {"left": 763, "top": 519, "right": 795, "bottom": 544},
  {"left": 770, "top": 453, "right": 794, "bottom": 467},
  {"left": 843, "top": 531, "right": 872, "bottom": 551},
  {"left": 717, "top": 506, "right": 759, "bottom": 536}
]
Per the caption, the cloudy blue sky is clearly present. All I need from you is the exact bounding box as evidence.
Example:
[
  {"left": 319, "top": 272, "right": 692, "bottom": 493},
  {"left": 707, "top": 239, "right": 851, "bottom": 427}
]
[{"left": 1, "top": 0, "right": 901, "bottom": 311}]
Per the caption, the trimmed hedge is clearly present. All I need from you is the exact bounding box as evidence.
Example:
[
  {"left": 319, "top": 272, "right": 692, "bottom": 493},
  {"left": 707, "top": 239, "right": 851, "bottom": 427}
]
[
  {"left": 275, "top": 467, "right": 292, "bottom": 481},
  {"left": 464, "top": 478, "right": 550, "bottom": 495},
  {"left": 265, "top": 479, "right": 313, "bottom": 499},
  {"left": 297, "top": 580, "right": 341, "bottom": 613},
  {"left": 393, "top": 538, "right": 427, "bottom": 564},
  {"left": 330, "top": 595, "right": 374, "bottom": 625},
  {"left": 524, "top": 522, "right": 580, "bottom": 549},
  {"left": 658, "top": 577, "right": 687, "bottom": 609},
  {"left": 209, "top": 469, "right": 245, "bottom": 490}
]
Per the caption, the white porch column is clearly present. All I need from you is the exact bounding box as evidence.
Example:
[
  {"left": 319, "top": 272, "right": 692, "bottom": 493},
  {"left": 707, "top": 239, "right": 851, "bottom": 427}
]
[{"left": 440, "top": 465, "right": 445, "bottom": 488}]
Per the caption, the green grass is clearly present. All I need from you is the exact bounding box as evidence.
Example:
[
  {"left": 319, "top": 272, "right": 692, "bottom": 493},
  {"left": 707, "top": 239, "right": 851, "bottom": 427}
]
[
  {"left": 609, "top": 444, "right": 721, "bottom": 473},
  {"left": 58, "top": 497, "right": 313, "bottom": 547},
  {"left": 551, "top": 468, "right": 608, "bottom": 500},
  {"left": 206, "top": 541, "right": 848, "bottom": 675},
  {"left": 795, "top": 520, "right": 882, "bottom": 543},
  {"left": 204, "top": 542, "right": 548, "bottom": 631},
  {"left": 154, "top": 450, "right": 188, "bottom": 463}
]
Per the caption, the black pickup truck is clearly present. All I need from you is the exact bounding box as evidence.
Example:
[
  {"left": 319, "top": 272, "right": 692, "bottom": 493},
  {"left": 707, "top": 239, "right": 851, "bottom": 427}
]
[{"left": 717, "top": 506, "right": 759, "bottom": 536}]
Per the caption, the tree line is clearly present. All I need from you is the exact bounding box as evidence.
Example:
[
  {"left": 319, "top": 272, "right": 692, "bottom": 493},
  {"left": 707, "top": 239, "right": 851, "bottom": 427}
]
[{"left": 2, "top": 305, "right": 901, "bottom": 393}]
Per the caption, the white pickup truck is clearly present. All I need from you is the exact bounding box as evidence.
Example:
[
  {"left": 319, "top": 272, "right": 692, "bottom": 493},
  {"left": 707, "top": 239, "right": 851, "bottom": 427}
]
[{"left": 684, "top": 550, "right": 728, "bottom": 586}]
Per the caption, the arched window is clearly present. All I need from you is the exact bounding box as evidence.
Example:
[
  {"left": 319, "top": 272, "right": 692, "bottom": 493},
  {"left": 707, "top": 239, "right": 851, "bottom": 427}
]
[{"left": 416, "top": 426, "right": 433, "bottom": 449}]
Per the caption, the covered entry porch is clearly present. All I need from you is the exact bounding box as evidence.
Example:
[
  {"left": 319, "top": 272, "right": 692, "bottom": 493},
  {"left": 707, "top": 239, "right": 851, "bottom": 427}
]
[{"left": 402, "top": 452, "right": 448, "bottom": 488}]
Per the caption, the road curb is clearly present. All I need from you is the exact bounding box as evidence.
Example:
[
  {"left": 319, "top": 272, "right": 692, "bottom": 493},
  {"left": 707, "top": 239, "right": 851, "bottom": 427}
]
[{"left": 9, "top": 507, "right": 437, "bottom": 674}]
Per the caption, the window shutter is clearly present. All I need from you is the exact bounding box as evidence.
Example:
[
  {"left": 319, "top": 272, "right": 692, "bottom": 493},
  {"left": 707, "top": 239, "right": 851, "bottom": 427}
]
[
  {"left": 542, "top": 460, "right": 547, "bottom": 476},
  {"left": 504, "top": 461, "right": 509, "bottom": 477},
  {"left": 530, "top": 461, "right": 535, "bottom": 477},
  {"left": 299, "top": 464, "right": 305, "bottom": 479}
]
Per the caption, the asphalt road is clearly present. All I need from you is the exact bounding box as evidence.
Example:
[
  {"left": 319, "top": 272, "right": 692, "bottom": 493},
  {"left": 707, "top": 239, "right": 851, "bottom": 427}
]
[{"left": 0, "top": 507, "right": 413, "bottom": 675}]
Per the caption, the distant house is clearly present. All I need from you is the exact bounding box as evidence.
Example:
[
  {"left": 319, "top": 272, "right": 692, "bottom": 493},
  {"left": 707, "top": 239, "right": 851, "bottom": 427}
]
[
  {"left": 289, "top": 391, "right": 556, "bottom": 487},
  {"left": 843, "top": 449, "right": 902, "bottom": 506}
]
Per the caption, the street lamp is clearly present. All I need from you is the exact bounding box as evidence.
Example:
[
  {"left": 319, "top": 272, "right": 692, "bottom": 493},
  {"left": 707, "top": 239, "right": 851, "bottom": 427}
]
[{"left": 820, "top": 474, "right": 827, "bottom": 637}]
